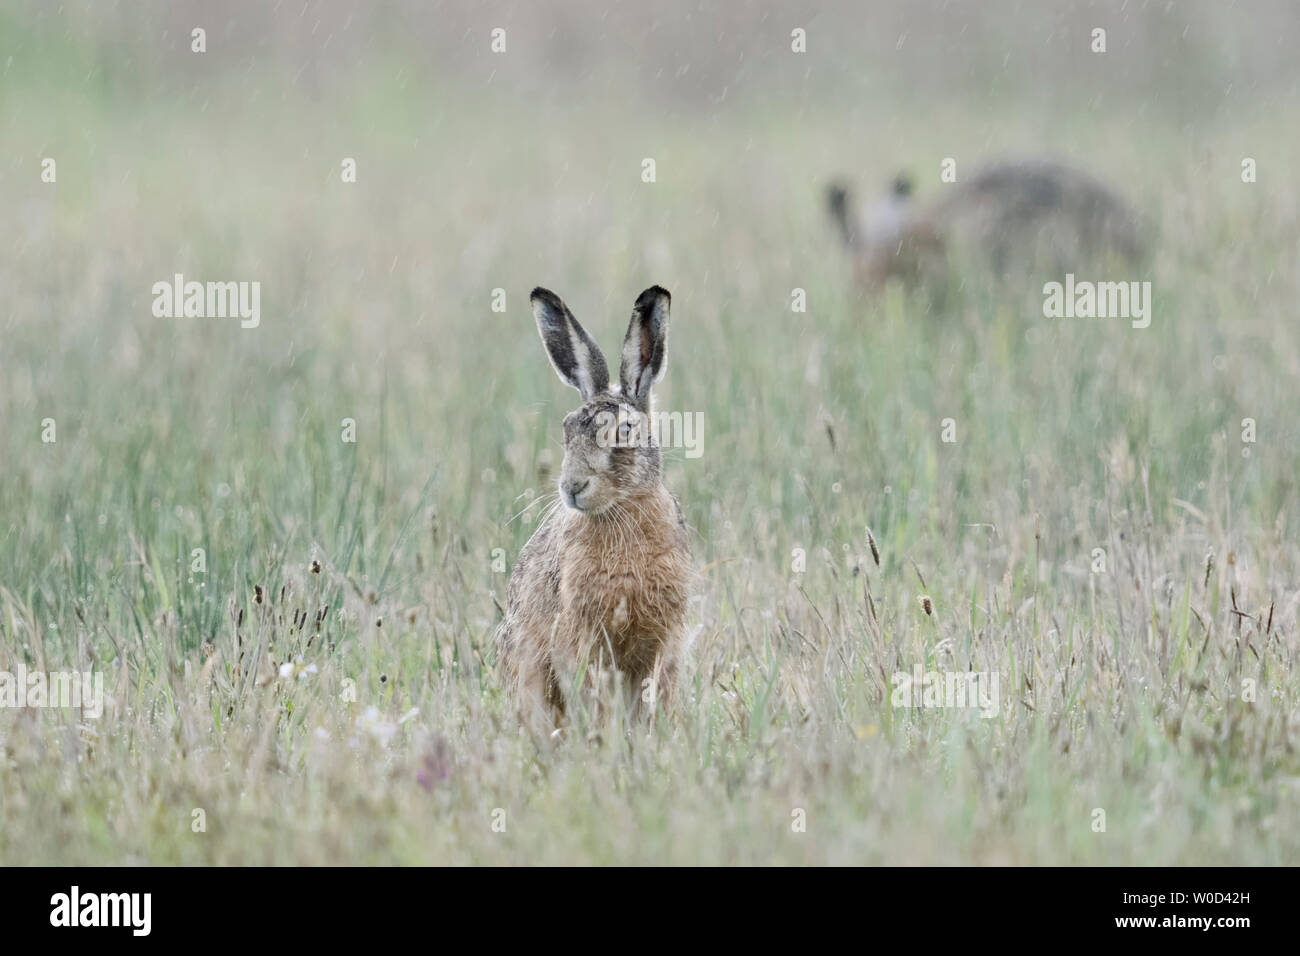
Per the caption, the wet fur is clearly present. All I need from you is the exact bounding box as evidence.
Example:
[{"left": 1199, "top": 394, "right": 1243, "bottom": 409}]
[
  {"left": 498, "top": 286, "right": 693, "bottom": 731},
  {"left": 500, "top": 484, "right": 691, "bottom": 728}
]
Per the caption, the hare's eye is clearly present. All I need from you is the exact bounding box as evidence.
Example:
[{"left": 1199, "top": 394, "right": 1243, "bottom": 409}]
[{"left": 617, "top": 421, "right": 636, "bottom": 445}]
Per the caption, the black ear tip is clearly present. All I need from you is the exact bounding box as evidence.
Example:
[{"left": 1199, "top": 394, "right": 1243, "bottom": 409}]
[
  {"left": 636, "top": 285, "right": 671, "bottom": 309},
  {"left": 530, "top": 286, "right": 559, "bottom": 306}
]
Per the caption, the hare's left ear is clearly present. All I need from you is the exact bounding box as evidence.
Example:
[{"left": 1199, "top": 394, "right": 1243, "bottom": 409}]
[
  {"left": 619, "top": 286, "right": 670, "bottom": 411},
  {"left": 531, "top": 287, "right": 610, "bottom": 400}
]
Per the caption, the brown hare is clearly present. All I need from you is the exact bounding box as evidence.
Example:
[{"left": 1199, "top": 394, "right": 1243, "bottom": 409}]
[
  {"left": 498, "top": 285, "right": 692, "bottom": 732},
  {"left": 828, "top": 157, "right": 1145, "bottom": 293}
]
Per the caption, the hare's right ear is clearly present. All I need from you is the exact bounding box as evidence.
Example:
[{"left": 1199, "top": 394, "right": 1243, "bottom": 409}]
[
  {"left": 891, "top": 172, "right": 914, "bottom": 198},
  {"left": 531, "top": 287, "right": 609, "bottom": 400},
  {"left": 619, "top": 285, "right": 670, "bottom": 412}
]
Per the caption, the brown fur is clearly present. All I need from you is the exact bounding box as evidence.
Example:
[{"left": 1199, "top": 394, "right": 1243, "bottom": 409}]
[
  {"left": 499, "top": 485, "right": 691, "bottom": 729},
  {"left": 829, "top": 157, "right": 1145, "bottom": 292},
  {"left": 498, "top": 286, "right": 693, "bottom": 732}
]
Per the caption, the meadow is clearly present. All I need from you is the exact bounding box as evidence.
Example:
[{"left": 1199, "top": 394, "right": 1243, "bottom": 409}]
[{"left": 1, "top": 1, "right": 1298, "bottom": 864}]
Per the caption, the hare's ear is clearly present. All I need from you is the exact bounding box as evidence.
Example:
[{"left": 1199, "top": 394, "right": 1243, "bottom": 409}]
[
  {"left": 531, "top": 287, "right": 609, "bottom": 399},
  {"left": 826, "top": 182, "right": 857, "bottom": 249},
  {"left": 619, "top": 286, "right": 670, "bottom": 412}
]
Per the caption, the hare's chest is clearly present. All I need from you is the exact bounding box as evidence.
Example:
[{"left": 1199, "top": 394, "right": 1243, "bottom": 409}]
[
  {"left": 562, "top": 564, "right": 650, "bottom": 634},
  {"left": 560, "top": 546, "right": 686, "bottom": 638}
]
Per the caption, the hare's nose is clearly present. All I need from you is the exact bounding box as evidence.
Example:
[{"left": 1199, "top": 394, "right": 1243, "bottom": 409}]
[{"left": 562, "top": 478, "right": 590, "bottom": 499}]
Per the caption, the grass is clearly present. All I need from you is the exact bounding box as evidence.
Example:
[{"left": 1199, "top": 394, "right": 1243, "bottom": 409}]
[{"left": 1, "top": 10, "right": 1299, "bottom": 864}]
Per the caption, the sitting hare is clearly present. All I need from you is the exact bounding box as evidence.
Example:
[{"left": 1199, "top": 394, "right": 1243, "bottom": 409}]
[{"left": 498, "top": 285, "right": 693, "bottom": 730}]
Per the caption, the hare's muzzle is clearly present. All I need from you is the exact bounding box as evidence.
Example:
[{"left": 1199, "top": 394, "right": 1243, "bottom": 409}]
[{"left": 561, "top": 477, "right": 591, "bottom": 511}]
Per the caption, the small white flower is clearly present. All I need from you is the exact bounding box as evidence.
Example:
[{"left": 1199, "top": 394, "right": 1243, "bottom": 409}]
[
  {"left": 357, "top": 706, "right": 398, "bottom": 746},
  {"left": 280, "top": 657, "right": 318, "bottom": 681}
]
